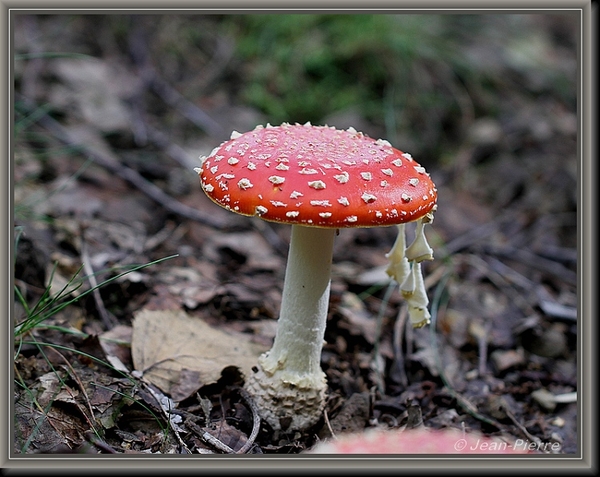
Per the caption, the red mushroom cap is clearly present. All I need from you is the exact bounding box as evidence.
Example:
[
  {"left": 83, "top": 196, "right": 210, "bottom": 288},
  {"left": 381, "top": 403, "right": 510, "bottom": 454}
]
[
  {"left": 198, "top": 123, "right": 437, "bottom": 228},
  {"left": 309, "top": 427, "right": 534, "bottom": 454}
]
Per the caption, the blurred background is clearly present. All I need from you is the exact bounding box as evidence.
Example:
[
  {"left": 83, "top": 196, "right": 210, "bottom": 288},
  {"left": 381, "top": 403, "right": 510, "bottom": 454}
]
[{"left": 13, "top": 12, "right": 579, "bottom": 454}]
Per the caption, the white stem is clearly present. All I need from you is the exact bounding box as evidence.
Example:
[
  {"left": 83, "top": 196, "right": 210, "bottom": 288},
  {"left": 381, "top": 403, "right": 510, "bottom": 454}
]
[{"left": 260, "top": 225, "right": 335, "bottom": 382}]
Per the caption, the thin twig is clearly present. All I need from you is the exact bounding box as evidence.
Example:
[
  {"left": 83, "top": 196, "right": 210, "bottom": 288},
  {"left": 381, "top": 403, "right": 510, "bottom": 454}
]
[
  {"left": 235, "top": 387, "right": 261, "bottom": 454},
  {"left": 391, "top": 305, "right": 408, "bottom": 388},
  {"left": 481, "top": 244, "right": 577, "bottom": 286},
  {"left": 144, "top": 383, "right": 192, "bottom": 454},
  {"left": 79, "top": 228, "right": 118, "bottom": 330},
  {"left": 127, "top": 22, "right": 226, "bottom": 139},
  {"left": 187, "top": 420, "right": 235, "bottom": 454},
  {"left": 442, "top": 212, "right": 512, "bottom": 256},
  {"left": 503, "top": 406, "right": 546, "bottom": 451},
  {"left": 17, "top": 95, "right": 233, "bottom": 230},
  {"left": 464, "top": 254, "right": 537, "bottom": 317},
  {"left": 322, "top": 409, "right": 336, "bottom": 440},
  {"left": 84, "top": 431, "right": 119, "bottom": 454},
  {"left": 201, "top": 429, "right": 236, "bottom": 454},
  {"left": 429, "top": 271, "right": 507, "bottom": 431},
  {"left": 371, "top": 280, "right": 397, "bottom": 395},
  {"left": 46, "top": 347, "right": 97, "bottom": 432}
]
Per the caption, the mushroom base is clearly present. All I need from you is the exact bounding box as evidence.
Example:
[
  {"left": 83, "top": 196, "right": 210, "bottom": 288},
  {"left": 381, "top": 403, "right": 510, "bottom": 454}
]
[{"left": 245, "top": 360, "right": 327, "bottom": 432}]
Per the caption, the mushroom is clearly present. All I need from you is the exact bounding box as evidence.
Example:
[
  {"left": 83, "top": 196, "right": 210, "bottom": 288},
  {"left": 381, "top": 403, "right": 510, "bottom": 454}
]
[
  {"left": 308, "top": 427, "right": 533, "bottom": 454},
  {"left": 196, "top": 123, "right": 437, "bottom": 432}
]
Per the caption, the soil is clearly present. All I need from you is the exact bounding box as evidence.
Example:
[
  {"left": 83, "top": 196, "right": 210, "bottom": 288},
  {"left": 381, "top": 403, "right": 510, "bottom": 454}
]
[{"left": 12, "top": 13, "right": 579, "bottom": 459}]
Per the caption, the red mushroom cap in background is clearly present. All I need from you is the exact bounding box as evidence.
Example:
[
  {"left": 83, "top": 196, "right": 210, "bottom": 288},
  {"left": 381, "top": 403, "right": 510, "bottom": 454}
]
[
  {"left": 198, "top": 123, "right": 437, "bottom": 228},
  {"left": 309, "top": 427, "right": 533, "bottom": 454}
]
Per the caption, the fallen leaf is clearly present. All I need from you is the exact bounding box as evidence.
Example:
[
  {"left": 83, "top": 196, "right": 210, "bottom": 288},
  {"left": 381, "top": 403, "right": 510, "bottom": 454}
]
[
  {"left": 131, "top": 309, "right": 268, "bottom": 399},
  {"left": 336, "top": 292, "right": 378, "bottom": 344}
]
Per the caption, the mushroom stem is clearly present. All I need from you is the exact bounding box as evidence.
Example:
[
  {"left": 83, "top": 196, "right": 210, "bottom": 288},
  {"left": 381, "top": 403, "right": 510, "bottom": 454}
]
[
  {"left": 262, "top": 224, "right": 334, "bottom": 378},
  {"left": 246, "top": 225, "right": 335, "bottom": 431}
]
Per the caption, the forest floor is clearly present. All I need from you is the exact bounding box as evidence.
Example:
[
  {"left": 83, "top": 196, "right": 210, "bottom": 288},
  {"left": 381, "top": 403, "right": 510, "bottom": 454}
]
[{"left": 12, "top": 13, "right": 579, "bottom": 460}]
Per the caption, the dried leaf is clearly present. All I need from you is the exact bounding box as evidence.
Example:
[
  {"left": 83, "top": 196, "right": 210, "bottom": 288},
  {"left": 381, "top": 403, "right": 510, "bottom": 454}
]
[
  {"left": 131, "top": 309, "right": 268, "bottom": 399},
  {"left": 336, "top": 292, "right": 378, "bottom": 344}
]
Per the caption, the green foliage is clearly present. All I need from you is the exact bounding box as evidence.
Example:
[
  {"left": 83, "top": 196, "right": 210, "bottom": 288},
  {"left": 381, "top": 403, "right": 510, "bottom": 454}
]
[
  {"left": 224, "top": 14, "right": 464, "bottom": 150},
  {"left": 13, "top": 235, "right": 177, "bottom": 340},
  {"left": 221, "top": 13, "right": 577, "bottom": 160}
]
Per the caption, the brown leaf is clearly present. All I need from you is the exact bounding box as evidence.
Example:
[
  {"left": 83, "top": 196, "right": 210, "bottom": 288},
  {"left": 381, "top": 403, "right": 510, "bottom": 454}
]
[{"left": 131, "top": 309, "right": 268, "bottom": 398}]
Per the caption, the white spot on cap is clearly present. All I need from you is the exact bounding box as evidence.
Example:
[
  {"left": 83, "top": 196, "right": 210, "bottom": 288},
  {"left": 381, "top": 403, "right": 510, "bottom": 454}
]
[
  {"left": 203, "top": 183, "right": 214, "bottom": 192},
  {"left": 230, "top": 130, "right": 242, "bottom": 139},
  {"left": 409, "top": 178, "right": 420, "bottom": 186},
  {"left": 334, "top": 171, "right": 350, "bottom": 183},
  {"left": 380, "top": 180, "right": 389, "bottom": 187},
  {"left": 382, "top": 168, "right": 393, "bottom": 176},
  {"left": 269, "top": 176, "right": 285, "bottom": 185},
  {"left": 247, "top": 162, "right": 257, "bottom": 170},
  {"left": 414, "top": 166, "right": 426, "bottom": 174},
  {"left": 308, "top": 180, "right": 326, "bottom": 190},
  {"left": 360, "top": 172, "right": 372, "bottom": 181},
  {"left": 361, "top": 193, "right": 377, "bottom": 203},
  {"left": 275, "top": 163, "right": 289, "bottom": 171},
  {"left": 210, "top": 165, "right": 218, "bottom": 174},
  {"left": 402, "top": 152, "right": 413, "bottom": 161},
  {"left": 238, "top": 178, "right": 253, "bottom": 190},
  {"left": 401, "top": 193, "right": 411, "bottom": 202},
  {"left": 271, "top": 200, "right": 287, "bottom": 207},
  {"left": 338, "top": 197, "right": 350, "bottom": 206},
  {"left": 228, "top": 157, "right": 239, "bottom": 165},
  {"left": 392, "top": 159, "right": 403, "bottom": 167},
  {"left": 255, "top": 205, "right": 268, "bottom": 216},
  {"left": 376, "top": 138, "right": 392, "bottom": 147},
  {"left": 310, "top": 200, "right": 331, "bottom": 207},
  {"left": 290, "top": 191, "right": 303, "bottom": 199},
  {"left": 299, "top": 168, "right": 318, "bottom": 175},
  {"left": 286, "top": 211, "right": 300, "bottom": 218},
  {"left": 319, "top": 212, "right": 332, "bottom": 218},
  {"left": 346, "top": 216, "right": 358, "bottom": 223}
]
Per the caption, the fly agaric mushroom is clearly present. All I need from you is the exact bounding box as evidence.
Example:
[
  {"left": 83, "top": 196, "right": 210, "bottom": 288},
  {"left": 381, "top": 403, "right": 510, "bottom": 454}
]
[
  {"left": 196, "top": 123, "right": 437, "bottom": 432},
  {"left": 308, "top": 427, "right": 533, "bottom": 454}
]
